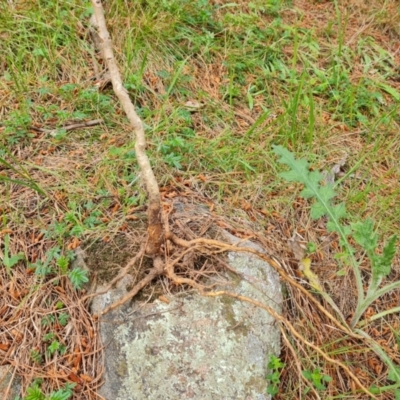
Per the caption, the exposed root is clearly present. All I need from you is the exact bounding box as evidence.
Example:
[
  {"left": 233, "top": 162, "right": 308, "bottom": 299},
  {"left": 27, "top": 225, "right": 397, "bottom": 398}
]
[
  {"left": 82, "top": 243, "right": 146, "bottom": 303},
  {"left": 95, "top": 255, "right": 164, "bottom": 316},
  {"left": 165, "top": 230, "right": 359, "bottom": 338},
  {"left": 204, "top": 290, "right": 377, "bottom": 400},
  {"left": 88, "top": 207, "right": 374, "bottom": 398}
]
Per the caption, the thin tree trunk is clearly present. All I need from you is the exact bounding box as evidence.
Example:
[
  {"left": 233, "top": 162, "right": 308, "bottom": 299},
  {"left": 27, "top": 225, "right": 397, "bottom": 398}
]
[{"left": 91, "top": 0, "right": 163, "bottom": 255}]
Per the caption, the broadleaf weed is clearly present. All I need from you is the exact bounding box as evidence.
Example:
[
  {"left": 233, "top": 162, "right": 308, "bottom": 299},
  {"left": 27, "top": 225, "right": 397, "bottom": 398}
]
[
  {"left": 1, "top": 235, "right": 25, "bottom": 275},
  {"left": 302, "top": 368, "right": 332, "bottom": 391},
  {"left": 273, "top": 144, "right": 398, "bottom": 328},
  {"left": 273, "top": 144, "right": 400, "bottom": 396}
]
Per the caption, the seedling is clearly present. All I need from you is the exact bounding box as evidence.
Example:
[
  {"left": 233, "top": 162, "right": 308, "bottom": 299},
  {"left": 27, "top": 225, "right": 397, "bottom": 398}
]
[
  {"left": 302, "top": 368, "right": 332, "bottom": 391},
  {"left": 266, "top": 355, "right": 285, "bottom": 396},
  {"left": 68, "top": 267, "right": 89, "bottom": 290},
  {"left": 1, "top": 235, "right": 25, "bottom": 275}
]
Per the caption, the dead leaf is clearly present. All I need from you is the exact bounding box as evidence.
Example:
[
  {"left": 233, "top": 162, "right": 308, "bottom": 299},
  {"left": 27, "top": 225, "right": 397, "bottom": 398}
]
[
  {"left": 241, "top": 200, "right": 252, "bottom": 211},
  {"left": 80, "top": 374, "right": 93, "bottom": 382},
  {"left": 198, "top": 174, "right": 207, "bottom": 182},
  {"left": 300, "top": 258, "right": 322, "bottom": 291},
  {"left": 0, "top": 343, "right": 10, "bottom": 351},
  {"left": 68, "top": 371, "right": 82, "bottom": 384},
  {"left": 68, "top": 237, "right": 80, "bottom": 250},
  {"left": 287, "top": 234, "right": 306, "bottom": 261},
  {"left": 73, "top": 352, "right": 82, "bottom": 369},
  {"left": 184, "top": 100, "right": 203, "bottom": 110}
]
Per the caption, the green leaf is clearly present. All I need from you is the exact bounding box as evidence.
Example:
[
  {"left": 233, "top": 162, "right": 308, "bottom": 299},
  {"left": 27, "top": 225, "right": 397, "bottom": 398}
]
[
  {"left": 30, "top": 349, "right": 43, "bottom": 365},
  {"left": 375, "top": 235, "right": 397, "bottom": 277},
  {"left": 273, "top": 146, "right": 311, "bottom": 183},
  {"left": 388, "top": 365, "right": 400, "bottom": 382},
  {"left": 273, "top": 145, "right": 348, "bottom": 233},
  {"left": 43, "top": 332, "right": 55, "bottom": 341},
  {"left": 266, "top": 385, "right": 279, "bottom": 395},
  {"left": 48, "top": 340, "right": 61, "bottom": 355},
  {"left": 58, "top": 312, "right": 70, "bottom": 326},
  {"left": 310, "top": 202, "right": 328, "bottom": 219},
  {"left": 68, "top": 268, "right": 89, "bottom": 290},
  {"left": 1, "top": 235, "right": 25, "bottom": 270},
  {"left": 351, "top": 219, "right": 378, "bottom": 252},
  {"left": 0, "top": 152, "right": 45, "bottom": 195},
  {"left": 375, "top": 82, "right": 400, "bottom": 101},
  {"left": 47, "top": 383, "right": 75, "bottom": 400},
  {"left": 330, "top": 203, "right": 347, "bottom": 220},
  {"left": 24, "top": 383, "right": 45, "bottom": 400},
  {"left": 56, "top": 255, "right": 69, "bottom": 274},
  {"left": 267, "top": 355, "right": 285, "bottom": 370}
]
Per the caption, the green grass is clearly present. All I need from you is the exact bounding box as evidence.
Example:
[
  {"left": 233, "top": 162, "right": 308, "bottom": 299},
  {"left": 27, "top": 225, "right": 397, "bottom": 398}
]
[{"left": 1, "top": 0, "right": 400, "bottom": 398}]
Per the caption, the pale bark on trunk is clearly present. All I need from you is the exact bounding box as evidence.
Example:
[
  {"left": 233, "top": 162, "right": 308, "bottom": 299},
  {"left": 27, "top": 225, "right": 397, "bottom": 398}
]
[{"left": 91, "top": 0, "right": 163, "bottom": 255}]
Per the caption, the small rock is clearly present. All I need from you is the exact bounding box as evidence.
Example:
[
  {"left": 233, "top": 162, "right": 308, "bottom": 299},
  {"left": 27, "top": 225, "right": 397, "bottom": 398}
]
[
  {"left": 93, "top": 232, "right": 282, "bottom": 400},
  {"left": 0, "top": 365, "right": 21, "bottom": 399}
]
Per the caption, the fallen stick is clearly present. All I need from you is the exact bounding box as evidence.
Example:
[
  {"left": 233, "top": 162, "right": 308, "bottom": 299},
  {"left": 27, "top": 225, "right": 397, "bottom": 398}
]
[
  {"left": 91, "top": 0, "right": 163, "bottom": 256},
  {"left": 30, "top": 119, "right": 103, "bottom": 136}
]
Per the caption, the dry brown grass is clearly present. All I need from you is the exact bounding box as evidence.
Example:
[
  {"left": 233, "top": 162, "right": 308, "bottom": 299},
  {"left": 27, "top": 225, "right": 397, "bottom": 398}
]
[{"left": 1, "top": 0, "right": 400, "bottom": 398}]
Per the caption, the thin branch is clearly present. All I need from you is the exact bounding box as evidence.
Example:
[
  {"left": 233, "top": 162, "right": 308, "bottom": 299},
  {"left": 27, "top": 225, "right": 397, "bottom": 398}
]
[
  {"left": 30, "top": 119, "right": 103, "bottom": 136},
  {"left": 91, "top": 0, "right": 163, "bottom": 255}
]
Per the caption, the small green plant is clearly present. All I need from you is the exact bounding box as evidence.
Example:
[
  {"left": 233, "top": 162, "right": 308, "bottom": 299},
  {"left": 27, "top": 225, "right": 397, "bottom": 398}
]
[
  {"left": 306, "top": 242, "right": 317, "bottom": 255},
  {"left": 273, "top": 145, "right": 400, "bottom": 396},
  {"left": 272, "top": 145, "right": 398, "bottom": 328},
  {"left": 0, "top": 234, "right": 25, "bottom": 274},
  {"left": 23, "top": 380, "right": 75, "bottom": 400},
  {"left": 57, "top": 312, "right": 70, "bottom": 327},
  {"left": 46, "top": 340, "right": 67, "bottom": 356},
  {"left": 160, "top": 136, "right": 193, "bottom": 169},
  {"left": 26, "top": 243, "right": 88, "bottom": 290},
  {"left": 3, "top": 109, "right": 33, "bottom": 144},
  {"left": 265, "top": 355, "right": 285, "bottom": 396},
  {"left": 41, "top": 316, "right": 56, "bottom": 328},
  {"left": 30, "top": 247, "right": 62, "bottom": 277},
  {"left": 302, "top": 368, "right": 332, "bottom": 391},
  {"left": 68, "top": 267, "right": 89, "bottom": 290},
  {"left": 43, "top": 333, "right": 67, "bottom": 357},
  {"left": 30, "top": 349, "right": 43, "bottom": 365},
  {"left": 43, "top": 332, "right": 56, "bottom": 341},
  {"left": 56, "top": 256, "right": 69, "bottom": 275}
]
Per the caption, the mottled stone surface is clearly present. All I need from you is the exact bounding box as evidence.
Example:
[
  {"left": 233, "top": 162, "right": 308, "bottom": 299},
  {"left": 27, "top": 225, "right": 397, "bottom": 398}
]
[
  {"left": 0, "top": 366, "right": 21, "bottom": 399},
  {"left": 92, "top": 232, "right": 282, "bottom": 400}
]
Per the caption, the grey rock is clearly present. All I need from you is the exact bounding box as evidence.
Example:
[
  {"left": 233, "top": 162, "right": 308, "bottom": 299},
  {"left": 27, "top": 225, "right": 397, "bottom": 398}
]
[
  {"left": 92, "top": 232, "right": 282, "bottom": 400},
  {"left": 0, "top": 366, "right": 21, "bottom": 399}
]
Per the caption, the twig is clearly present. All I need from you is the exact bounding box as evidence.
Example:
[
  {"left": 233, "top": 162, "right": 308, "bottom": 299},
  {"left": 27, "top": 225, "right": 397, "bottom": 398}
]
[
  {"left": 30, "top": 119, "right": 103, "bottom": 136},
  {"left": 91, "top": 0, "right": 163, "bottom": 255}
]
